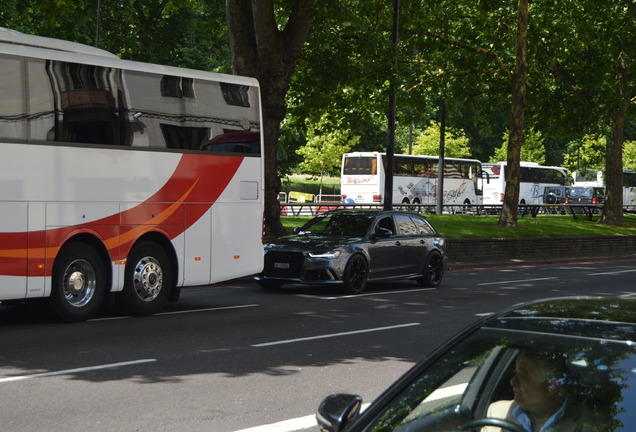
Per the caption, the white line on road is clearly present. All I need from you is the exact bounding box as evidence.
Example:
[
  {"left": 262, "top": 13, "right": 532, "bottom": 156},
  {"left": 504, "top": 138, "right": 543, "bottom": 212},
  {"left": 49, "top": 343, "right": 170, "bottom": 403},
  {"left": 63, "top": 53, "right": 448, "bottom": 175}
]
[
  {"left": 91, "top": 304, "right": 259, "bottom": 321},
  {"left": 477, "top": 277, "right": 558, "bottom": 286},
  {"left": 0, "top": 359, "right": 157, "bottom": 384},
  {"left": 232, "top": 413, "right": 317, "bottom": 432},
  {"left": 233, "top": 404, "right": 371, "bottom": 432},
  {"left": 587, "top": 269, "right": 636, "bottom": 276},
  {"left": 319, "top": 287, "right": 437, "bottom": 300},
  {"left": 253, "top": 323, "right": 420, "bottom": 347},
  {"left": 157, "top": 304, "right": 259, "bottom": 316}
]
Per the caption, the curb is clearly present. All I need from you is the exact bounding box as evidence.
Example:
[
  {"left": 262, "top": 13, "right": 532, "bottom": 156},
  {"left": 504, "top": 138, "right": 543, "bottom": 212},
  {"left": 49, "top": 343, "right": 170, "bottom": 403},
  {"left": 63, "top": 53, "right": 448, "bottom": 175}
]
[{"left": 446, "top": 235, "right": 636, "bottom": 270}]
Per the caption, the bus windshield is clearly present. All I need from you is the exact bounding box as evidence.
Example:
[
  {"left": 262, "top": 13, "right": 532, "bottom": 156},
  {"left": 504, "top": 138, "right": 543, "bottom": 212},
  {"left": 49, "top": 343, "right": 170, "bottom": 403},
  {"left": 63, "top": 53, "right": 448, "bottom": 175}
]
[{"left": 343, "top": 156, "right": 377, "bottom": 175}]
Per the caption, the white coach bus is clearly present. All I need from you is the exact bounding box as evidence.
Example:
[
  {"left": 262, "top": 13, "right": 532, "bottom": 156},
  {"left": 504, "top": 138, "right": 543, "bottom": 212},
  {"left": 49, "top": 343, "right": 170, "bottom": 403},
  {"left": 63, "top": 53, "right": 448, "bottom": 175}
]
[
  {"left": 572, "top": 169, "right": 636, "bottom": 205},
  {"left": 0, "top": 28, "right": 264, "bottom": 321},
  {"left": 341, "top": 152, "right": 483, "bottom": 206},
  {"left": 482, "top": 161, "right": 568, "bottom": 205}
]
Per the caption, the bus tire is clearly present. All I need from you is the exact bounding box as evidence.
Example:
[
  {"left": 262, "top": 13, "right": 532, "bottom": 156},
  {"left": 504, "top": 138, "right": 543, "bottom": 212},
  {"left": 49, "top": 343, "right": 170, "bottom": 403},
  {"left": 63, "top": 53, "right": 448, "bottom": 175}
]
[
  {"left": 50, "top": 243, "right": 106, "bottom": 322},
  {"left": 417, "top": 251, "right": 444, "bottom": 288},
  {"left": 121, "top": 241, "right": 172, "bottom": 316},
  {"left": 343, "top": 254, "right": 369, "bottom": 294}
]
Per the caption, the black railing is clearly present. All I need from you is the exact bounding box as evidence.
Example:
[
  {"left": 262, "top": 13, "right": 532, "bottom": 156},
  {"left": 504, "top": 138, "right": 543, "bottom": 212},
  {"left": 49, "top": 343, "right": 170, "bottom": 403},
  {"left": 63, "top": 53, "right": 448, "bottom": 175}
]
[{"left": 278, "top": 202, "right": 636, "bottom": 221}]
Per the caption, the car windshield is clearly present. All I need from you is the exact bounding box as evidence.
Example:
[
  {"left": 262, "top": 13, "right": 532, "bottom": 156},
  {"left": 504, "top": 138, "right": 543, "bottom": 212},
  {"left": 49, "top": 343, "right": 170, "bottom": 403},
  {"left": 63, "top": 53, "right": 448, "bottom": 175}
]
[
  {"left": 568, "top": 187, "right": 594, "bottom": 198},
  {"left": 363, "top": 323, "right": 636, "bottom": 432},
  {"left": 297, "top": 213, "right": 375, "bottom": 237}
]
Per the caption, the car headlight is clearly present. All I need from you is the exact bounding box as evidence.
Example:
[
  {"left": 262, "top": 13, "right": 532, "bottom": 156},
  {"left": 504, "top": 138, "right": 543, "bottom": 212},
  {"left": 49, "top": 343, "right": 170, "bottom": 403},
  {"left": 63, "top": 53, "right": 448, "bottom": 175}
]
[{"left": 308, "top": 250, "right": 341, "bottom": 259}]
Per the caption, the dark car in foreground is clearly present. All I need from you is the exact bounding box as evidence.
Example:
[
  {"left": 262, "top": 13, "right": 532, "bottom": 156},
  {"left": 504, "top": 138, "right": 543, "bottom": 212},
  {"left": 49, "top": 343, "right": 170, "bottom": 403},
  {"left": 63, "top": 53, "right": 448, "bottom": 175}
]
[
  {"left": 317, "top": 296, "right": 636, "bottom": 432},
  {"left": 255, "top": 210, "right": 447, "bottom": 293}
]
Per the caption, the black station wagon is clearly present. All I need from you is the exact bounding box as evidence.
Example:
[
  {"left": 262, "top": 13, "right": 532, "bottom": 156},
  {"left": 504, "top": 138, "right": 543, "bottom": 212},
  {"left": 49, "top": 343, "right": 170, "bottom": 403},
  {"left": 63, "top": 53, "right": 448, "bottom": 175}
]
[{"left": 255, "top": 210, "right": 447, "bottom": 293}]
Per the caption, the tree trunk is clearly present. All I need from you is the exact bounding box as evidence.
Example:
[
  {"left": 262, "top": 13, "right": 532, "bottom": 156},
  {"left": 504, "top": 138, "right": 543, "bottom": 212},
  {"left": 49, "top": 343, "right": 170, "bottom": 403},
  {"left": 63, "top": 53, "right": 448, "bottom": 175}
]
[
  {"left": 600, "top": 54, "right": 628, "bottom": 226},
  {"left": 498, "top": 0, "right": 528, "bottom": 227},
  {"left": 226, "top": 0, "right": 316, "bottom": 237}
]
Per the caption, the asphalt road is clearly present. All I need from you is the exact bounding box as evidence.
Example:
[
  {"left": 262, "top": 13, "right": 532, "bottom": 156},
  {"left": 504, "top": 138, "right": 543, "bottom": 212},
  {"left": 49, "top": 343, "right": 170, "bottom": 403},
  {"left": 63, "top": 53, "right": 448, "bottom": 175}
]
[{"left": 1, "top": 258, "right": 635, "bottom": 432}]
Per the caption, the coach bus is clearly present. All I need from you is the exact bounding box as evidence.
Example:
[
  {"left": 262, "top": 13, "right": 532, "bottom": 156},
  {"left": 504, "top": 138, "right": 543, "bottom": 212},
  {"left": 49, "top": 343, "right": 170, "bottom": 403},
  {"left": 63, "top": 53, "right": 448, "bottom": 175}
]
[
  {"left": 572, "top": 169, "right": 636, "bottom": 205},
  {"left": 482, "top": 161, "right": 568, "bottom": 205},
  {"left": 0, "top": 28, "right": 264, "bottom": 321},
  {"left": 340, "top": 152, "right": 483, "bottom": 206}
]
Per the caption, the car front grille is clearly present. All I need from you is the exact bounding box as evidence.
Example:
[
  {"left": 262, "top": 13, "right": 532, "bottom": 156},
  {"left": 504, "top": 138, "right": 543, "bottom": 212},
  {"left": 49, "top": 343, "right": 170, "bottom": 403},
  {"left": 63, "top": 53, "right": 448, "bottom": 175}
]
[{"left": 264, "top": 251, "right": 304, "bottom": 278}]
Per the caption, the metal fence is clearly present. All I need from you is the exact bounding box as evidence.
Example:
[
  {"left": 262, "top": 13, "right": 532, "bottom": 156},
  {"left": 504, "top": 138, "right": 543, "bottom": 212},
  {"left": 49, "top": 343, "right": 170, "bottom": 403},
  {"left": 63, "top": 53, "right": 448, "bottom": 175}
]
[{"left": 279, "top": 202, "right": 636, "bottom": 220}]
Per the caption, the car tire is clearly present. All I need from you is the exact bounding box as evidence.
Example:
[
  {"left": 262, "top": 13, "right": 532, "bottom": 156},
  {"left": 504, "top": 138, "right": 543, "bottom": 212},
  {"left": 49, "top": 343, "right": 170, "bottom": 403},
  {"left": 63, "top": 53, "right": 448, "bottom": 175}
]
[
  {"left": 121, "top": 241, "right": 172, "bottom": 316},
  {"left": 343, "top": 254, "right": 369, "bottom": 294},
  {"left": 417, "top": 250, "right": 444, "bottom": 288},
  {"left": 257, "top": 279, "right": 284, "bottom": 291},
  {"left": 49, "top": 243, "right": 106, "bottom": 322}
]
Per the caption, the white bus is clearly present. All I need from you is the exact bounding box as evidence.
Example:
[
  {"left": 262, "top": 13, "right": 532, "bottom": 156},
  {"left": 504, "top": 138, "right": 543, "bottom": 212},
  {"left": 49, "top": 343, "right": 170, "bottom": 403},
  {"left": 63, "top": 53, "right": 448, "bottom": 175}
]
[
  {"left": 482, "top": 161, "right": 568, "bottom": 205},
  {"left": 341, "top": 152, "right": 483, "bottom": 205},
  {"left": 572, "top": 169, "right": 636, "bottom": 205},
  {"left": 0, "top": 28, "right": 264, "bottom": 321}
]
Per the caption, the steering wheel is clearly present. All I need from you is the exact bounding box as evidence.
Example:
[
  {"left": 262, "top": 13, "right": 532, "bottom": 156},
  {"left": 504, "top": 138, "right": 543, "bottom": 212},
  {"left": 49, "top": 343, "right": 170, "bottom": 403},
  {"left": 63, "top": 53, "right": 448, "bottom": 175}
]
[{"left": 460, "top": 418, "right": 525, "bottom": 432}]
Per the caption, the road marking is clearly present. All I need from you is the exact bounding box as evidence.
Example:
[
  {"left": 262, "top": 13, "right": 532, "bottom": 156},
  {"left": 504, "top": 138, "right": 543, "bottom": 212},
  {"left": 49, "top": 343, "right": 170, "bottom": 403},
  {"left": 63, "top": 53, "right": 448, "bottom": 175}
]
[
  {"left": 233, "top": 404, "right": 371, "bottom": 432},
  {"left": 0, "top": 359, "right": 156, "bottom": 384},
  {"left": 157, "top": 304, "right": 259, "bottom": 316},
  {"left": 477, "top": 277, "right": 558, "bottom": 286},
  {"left": 320, "top": 287, "right": 437, "bottom": 300},
  {"left": 587, "top": 269, "right": 636, "bottom": 276},
  {"left": 91, "top": 304, "right": 259, "bottom": 321},
  {"left": 233, "top": 413, "right": 317, "bottom": 432},
  {"left": 253, "top": 323, "right": 421, "bottom": 347}
]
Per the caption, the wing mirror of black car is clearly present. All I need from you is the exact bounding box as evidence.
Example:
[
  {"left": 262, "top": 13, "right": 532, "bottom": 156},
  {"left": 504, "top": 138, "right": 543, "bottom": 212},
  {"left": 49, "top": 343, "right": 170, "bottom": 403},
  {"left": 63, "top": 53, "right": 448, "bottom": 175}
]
[
  {"left": 316, "top": 393, "right": 363, "bottom": 432},
  {"left": 293, "top": 226, "right": 301, "bottom": 234},
  {"left": 371, "top": 227, "right": 392, "bottom": 240}
]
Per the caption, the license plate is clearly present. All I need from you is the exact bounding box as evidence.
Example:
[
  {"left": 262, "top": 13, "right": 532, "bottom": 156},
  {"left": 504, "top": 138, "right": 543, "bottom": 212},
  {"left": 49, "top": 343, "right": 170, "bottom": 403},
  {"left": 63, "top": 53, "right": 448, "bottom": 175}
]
[{"left": 274, "top": 262, "right": 290, "bottom": 269}]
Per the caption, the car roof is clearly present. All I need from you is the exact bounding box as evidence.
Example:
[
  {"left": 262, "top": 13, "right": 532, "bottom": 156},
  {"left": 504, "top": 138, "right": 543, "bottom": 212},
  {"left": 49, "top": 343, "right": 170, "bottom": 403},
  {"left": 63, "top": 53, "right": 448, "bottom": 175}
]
[
  {"left": 482, "top": 297, "right": 636, "bottom": 343},
  {"left": 320, "top": 209, "right": 425, "bottom": 217}
]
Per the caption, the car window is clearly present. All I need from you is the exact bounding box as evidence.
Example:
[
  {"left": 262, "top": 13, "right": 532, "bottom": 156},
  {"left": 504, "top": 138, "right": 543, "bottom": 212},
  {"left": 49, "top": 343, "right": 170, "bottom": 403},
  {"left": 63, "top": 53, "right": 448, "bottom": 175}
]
[
  {"left": 375, "top": 216, "right": 396, "bottom": 235},
  {"left": 361, "top": 328, "right": 636, "bottom": 432},
  {"left": 323, "top": 214, "right": 373, "bottom": 237},
  {"left": 410, "top": 216, "right": 436, "bottom": 235},
  {"left": 394, "top": 215, "right": 418, "bottom": 236}
]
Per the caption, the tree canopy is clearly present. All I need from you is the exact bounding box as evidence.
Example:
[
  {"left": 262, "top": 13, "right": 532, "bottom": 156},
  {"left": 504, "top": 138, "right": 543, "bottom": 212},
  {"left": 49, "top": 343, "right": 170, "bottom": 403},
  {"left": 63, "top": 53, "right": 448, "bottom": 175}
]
[{"left": 2, "top": 0, "right": 635, "bottom": 229}]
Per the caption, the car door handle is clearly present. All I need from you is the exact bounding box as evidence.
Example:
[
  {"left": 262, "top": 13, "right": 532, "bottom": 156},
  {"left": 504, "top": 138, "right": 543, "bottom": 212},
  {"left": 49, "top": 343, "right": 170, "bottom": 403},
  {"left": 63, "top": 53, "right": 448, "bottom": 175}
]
[
  {"left": 394, "top": 241, "right": 401, "bottom": 246},
  {"left": 420, "top": 240, "right": 425, "bottom": 244}
]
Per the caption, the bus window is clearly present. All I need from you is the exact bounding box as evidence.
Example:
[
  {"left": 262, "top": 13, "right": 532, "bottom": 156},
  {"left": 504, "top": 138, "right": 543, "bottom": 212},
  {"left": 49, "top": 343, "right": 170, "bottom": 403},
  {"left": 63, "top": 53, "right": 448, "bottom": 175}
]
[
  {"left": 343, "top": 156, "right": 377, "bottom": 175},
  {"left": 200, "top": 131, "right": 261, "bottom": 155}
]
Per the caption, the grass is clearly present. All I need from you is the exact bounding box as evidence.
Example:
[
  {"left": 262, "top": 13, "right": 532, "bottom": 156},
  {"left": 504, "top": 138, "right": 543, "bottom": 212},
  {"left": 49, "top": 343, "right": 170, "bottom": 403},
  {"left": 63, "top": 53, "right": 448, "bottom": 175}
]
[{"left": 281, "top": 213, "right": 636, "bottom": 239}]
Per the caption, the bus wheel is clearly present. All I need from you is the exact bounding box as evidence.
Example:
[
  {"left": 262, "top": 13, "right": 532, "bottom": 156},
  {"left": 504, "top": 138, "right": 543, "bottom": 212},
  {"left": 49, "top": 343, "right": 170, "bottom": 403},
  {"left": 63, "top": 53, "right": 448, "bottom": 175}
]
[
  {"left": 122, "top": 241, "right": 172, "bottom": 316},
  {"left": 462, "top": 199, "right": 471, "bottom": 214},
  {"left": 343, "top": 254, "right": 368, "bottom": 294},
  {"left": 50, "top": 243, "right": 106, "bottom": 322},
  {"left": 417, "top": 251, "right": 444, "bottom": 288}
]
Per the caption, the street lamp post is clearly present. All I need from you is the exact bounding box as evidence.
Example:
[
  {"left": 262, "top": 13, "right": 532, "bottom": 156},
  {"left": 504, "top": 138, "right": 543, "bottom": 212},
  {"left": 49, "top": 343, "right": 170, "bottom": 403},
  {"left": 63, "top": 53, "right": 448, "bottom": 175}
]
[{"left": 384, "top": 0, "right": 399, "bottom": 211}]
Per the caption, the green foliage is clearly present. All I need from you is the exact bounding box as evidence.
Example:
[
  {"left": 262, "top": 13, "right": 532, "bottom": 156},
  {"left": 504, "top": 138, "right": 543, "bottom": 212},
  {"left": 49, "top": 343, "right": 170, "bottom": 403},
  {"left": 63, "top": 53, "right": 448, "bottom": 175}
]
[
  {"left": 562, "top": 135, "right": 606, "bottom": 172},
  {"left": 562, "top": 136, "right": 636, "bottom": 172},
  {"left": 0, "top": 0, "right": 230, "bottom": 71},
  {"left": 296, "top": 114, "right": 360, "bottom": 177},
  {"left": 489, "top": 128, "right": 546, "bottom": 164},
  {"left": 625, "top": 141, "right": 636, "bottom": 171},
  {"left": 411, "top": 121, "right": 472, "bottom": 158}
]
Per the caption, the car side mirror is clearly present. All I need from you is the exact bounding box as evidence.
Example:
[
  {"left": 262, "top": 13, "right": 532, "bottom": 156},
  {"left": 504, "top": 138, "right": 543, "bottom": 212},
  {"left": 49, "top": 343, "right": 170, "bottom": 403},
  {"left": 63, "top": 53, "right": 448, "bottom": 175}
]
[
  {"left": 316, "top": 393, "right": 363, "bottom": 432},
  {"left": 293, "top": 226, "right": 301, "bottom": 234},
  {"left": 372, "top": 227, "right": 392, "bottom": 239}
]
